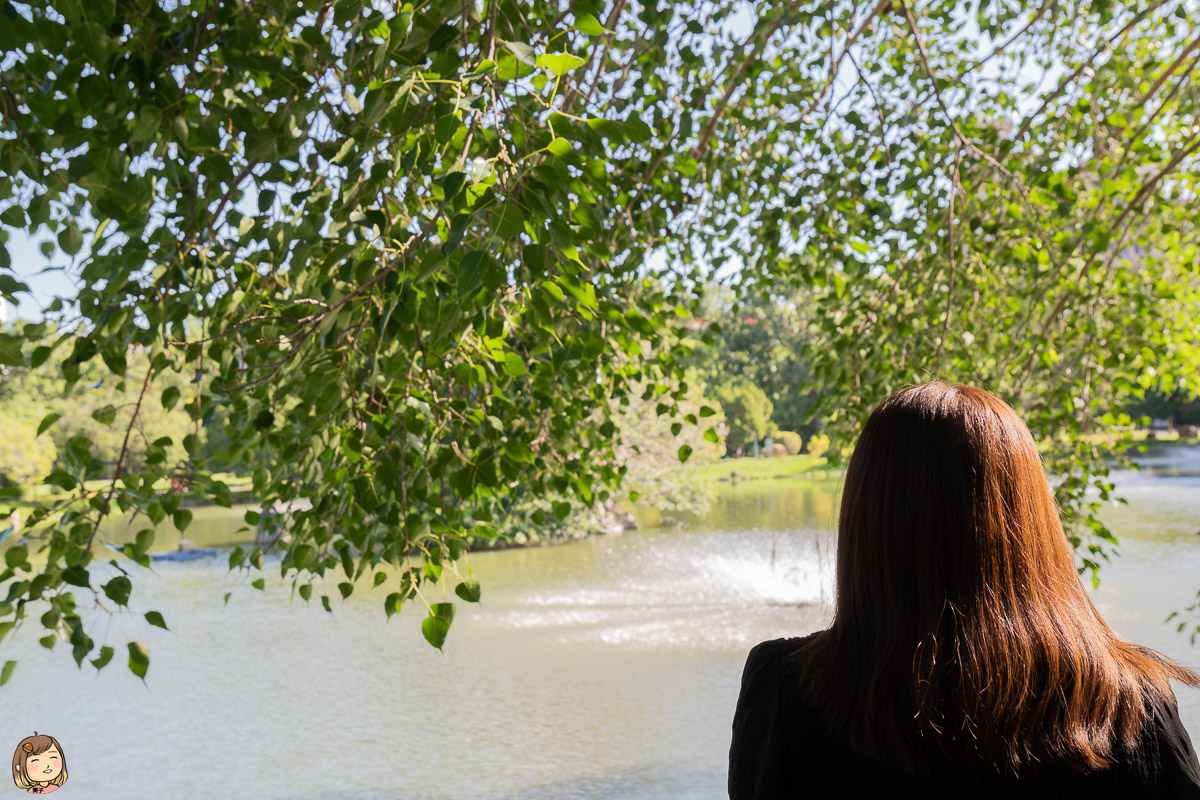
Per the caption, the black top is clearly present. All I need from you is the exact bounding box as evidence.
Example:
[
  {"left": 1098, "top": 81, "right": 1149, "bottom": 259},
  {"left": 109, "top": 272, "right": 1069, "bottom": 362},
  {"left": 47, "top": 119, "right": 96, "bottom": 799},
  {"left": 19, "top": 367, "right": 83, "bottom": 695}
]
[{"left": 729, "top": 635, "right": 1200, "bottom": 799}]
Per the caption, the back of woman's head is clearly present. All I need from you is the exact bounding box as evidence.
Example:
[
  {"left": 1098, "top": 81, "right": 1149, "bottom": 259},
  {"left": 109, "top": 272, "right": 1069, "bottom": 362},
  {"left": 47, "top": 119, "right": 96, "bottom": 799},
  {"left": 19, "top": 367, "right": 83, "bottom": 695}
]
[{"left": 797, "top": 382, "right": 1198, "bottom": 778}]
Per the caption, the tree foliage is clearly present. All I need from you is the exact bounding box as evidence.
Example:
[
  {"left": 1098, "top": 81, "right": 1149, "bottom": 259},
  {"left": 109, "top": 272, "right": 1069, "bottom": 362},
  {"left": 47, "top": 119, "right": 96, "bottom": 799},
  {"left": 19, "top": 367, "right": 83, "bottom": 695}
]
[
  {"left": 688, "top": 287, "right": 819, "bottom": 438},
  {"left": 1, "top": 342, "right": 198, "bottom": 477},
  {"left": 713, "top": 377, "right": 773, "bottom": 456},
  {"left": 610, "top": 373, "right": 726, "bottom": 514},
  {"left": 1, "top": 0, "right": 1199, "bottom": 677},
  {"left": 0, "top": 417, "right": 56, "bottom": 489}
]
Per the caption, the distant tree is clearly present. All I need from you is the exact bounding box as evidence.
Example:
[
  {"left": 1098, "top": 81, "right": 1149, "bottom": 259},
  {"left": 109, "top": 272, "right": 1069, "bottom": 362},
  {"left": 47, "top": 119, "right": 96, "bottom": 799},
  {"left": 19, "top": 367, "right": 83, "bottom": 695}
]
[
  {"left": 689, "top": 288, "right": 820, "bottom": 439},
  {"left": 0, "top": 418, "right": 56, "bottom": 490},
  {"left": 0, "top": 335, "right": 205, "bottom": 476},
  {"left": 713, "top": 378, "right": 773, "bottom": 457},
  {"left": 611, "top": 373, "right": 725, "bottom": 513},
  {"left": 1127, "top": 390, "right": 1200, "bottom": 427}
]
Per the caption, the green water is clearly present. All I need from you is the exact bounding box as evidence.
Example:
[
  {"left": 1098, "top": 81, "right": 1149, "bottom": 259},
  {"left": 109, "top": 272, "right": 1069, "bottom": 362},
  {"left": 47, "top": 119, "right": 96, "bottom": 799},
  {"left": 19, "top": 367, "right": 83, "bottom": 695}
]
[{"left": 2, "top": 449, "right": 1198, "bottom": 799}]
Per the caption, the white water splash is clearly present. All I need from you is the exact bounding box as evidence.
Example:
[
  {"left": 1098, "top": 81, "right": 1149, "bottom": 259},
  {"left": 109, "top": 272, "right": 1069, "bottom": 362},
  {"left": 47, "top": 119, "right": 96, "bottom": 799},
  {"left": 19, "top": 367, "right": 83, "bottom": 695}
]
[{"left": 487, "top": 531, "right": 835, "bottom": 648}]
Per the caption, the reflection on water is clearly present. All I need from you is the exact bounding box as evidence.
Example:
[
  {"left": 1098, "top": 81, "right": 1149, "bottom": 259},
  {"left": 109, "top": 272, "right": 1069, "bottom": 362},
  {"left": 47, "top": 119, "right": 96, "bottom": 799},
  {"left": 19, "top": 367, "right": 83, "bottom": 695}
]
[
  {"left": 1, "top": 455, "right": 1197, "bottom": 799},
  {"left": 1117, "top": 441, "right": 1200, "bottom": 480},
  {"left": 97, "top": 502, "right": 258, "bottom": 551}
]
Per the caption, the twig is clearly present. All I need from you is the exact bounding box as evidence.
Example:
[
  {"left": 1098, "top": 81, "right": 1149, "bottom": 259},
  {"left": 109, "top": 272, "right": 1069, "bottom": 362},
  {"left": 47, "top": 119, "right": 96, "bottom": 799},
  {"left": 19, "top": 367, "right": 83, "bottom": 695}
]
[
  {"left": 1132, "top": 30, "right": 1200, "bottom": 112},
  {"left": 691, "top": 0, "right": 803, "bottom": 161},
  {"left": 207, "top": 159, "right": 262, "bottom": 238},
  {"left": 900, "top": 3, "right": 1016, "bottom": 183},
  {"left": 1012, "top": 133, "right": 1200, "bottom": 392},
  {"left": 84, "top": 362, "right": 156, "bottom": 555},
  {"left": 932, "top": 148, "right": 961, "bottom": 370},
  {"left": 233, "top": 212, "right": 443, "bottom": 391},
  {"left": 1012, "top": 7, "right": 1157, "bottom": 143}
]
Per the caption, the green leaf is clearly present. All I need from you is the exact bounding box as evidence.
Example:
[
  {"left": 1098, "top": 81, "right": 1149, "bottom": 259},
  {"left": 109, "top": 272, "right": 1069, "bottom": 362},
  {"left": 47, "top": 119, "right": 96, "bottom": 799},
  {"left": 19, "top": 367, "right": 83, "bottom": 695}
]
[
  {"left": 495, "top": 54, "right": 535, "bottom": 81},
  {"left": 37, "top": 412, "right": 62, "bottom": 436},
  {"left": 454, "top": 579, "right": 481, "bottom": 603},
  {"left": 0, "top": 273, "right": 30, "bottom": 299},
  {"left": 457, "top": 251, "right": 489, "bottom": 298},
  {"left": 499, "top": 39, "right": 537, "bottom": 66},
  {"left": 0, "top": 660, "right": 15, "bottom": 685},
  {"left": 144, "top": 611, "right": 168, "bottom": 630},
  {"left": 173, "top": 509, "right": 193, "bottom": 532},
  {"left": 44, "top": 470, "right": 76, "bottom": 490},
  {"left": 493, "top": 204, "right": 526, "bottom": 238},
  {"left": 76, "top": 22, "right": 112, "bottom": 64},
  {"left": 103, "top": 576, "right": 132, "bottom": 607},
  {"left": 330, "top": 137, "right": 357, "bottom": 165},
  {"left": 585, "top": 117, "right": 624, "bottom": 142},
  {"left": 91, "top": 404, "right": 117, "bottom": 426},
  {"left": 624, "top": 116, "right": 652, "bottom": 142},
  {"left": 552, "top": 500, "right": 571, "bottom": 519},
  {"left": 58, "top": 225, "right": 84, "bottom": 256},
  {"left": 0, "top": 206, "right": 26, "bottom": 227},
  {"left": 537, "top": 52, "right": 586, "bottom": 76},
  {"left": 574, "top": 12, "right": 611, "bottom": 35},
  {"left": 5, "top": 545, "right": 28, "bottom": 570},
  {"left": 444, "top": 171, "right": 467, "bottom": 198},
  {"left": 91, "top": 646, "right": 114, "bottom": 670},
  {"left": 678, "top": 444, "right": 693, "bottom": 463},
  {"left": 292, "top": 544, "right": 316, "bottom": 570},
  {"left": 545, "top": 137, "right": 573, "bottom": 157},
  {"left": 61, "top": 565, "right": 90, "bottom": 587},
  {"left": 703, "top": 428, "right": 719, "bottom": 443},
  {"left": 131, "top": 105, "right": 163, "bottom": 144},
  {"left": 505, "top": 439, "right": 533, "bottom": 463},
  {"left": 0, "top": 334, "right": 23, "bottom": 367},
  {"left": 421, "top": 602, "right": 456, "bottom": 649},
  {"left": 502, "top": 352, "right": 528, "bottom": 377},
  {"left": 161, "top": 386, "right": 181, "bottom": 411},
  {"left": 127, "top": 641, "right": 150, "bottom": 679}
]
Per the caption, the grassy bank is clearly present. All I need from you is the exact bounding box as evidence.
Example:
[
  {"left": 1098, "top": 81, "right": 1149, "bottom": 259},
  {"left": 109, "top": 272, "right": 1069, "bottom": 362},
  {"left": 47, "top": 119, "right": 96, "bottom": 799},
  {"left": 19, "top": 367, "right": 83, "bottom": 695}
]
[
  {"left": 2, "top": 472, "right": 253, "bottom": 510},
  {"left": 1035, "top": 431, "right": 1200, "bottom": 453},
  {"left": 688, "top": 453, "right": 835, "bottom": 483}
]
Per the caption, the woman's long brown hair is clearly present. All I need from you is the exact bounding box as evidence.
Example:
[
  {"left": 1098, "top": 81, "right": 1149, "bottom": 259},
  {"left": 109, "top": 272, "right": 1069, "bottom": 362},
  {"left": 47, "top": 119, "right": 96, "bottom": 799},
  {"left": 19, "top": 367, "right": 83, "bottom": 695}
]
[{"left": 794, "top": 382, "right": 1199, "bottom": 779}]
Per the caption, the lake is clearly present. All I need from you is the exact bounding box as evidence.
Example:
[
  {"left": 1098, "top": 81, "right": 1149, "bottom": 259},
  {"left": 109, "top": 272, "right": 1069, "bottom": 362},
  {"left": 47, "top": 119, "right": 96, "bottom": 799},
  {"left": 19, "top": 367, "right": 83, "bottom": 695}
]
[{"left": 2, "top": 446, "right": 1198, "bottom": 799}]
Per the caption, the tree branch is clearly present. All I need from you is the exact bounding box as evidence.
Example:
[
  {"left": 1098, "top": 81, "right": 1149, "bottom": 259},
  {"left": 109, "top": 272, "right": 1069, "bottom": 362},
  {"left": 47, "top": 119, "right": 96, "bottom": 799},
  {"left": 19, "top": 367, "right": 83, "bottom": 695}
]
[{"left": 84, "top": 362, "right": 156, "bottom": 556}]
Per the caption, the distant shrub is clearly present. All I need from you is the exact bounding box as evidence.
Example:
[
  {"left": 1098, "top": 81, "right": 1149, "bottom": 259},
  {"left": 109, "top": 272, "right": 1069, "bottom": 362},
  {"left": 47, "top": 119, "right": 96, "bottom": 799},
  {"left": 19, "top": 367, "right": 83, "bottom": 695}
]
[
  {"left": 806, "top": 433, "right": 830, "bottom": 458},
  {"left": 776, "top": 430, "right": 803, "bottom": 455},
  {"left": 0, "top": 419, "right": 57, "bottom": 488}
]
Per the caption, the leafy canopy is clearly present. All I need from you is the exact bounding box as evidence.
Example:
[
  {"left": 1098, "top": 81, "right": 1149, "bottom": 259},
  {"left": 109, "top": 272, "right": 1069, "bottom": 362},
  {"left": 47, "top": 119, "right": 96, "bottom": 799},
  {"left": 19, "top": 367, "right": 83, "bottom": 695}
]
[{"left": 1, "top": 0, "right": 1199, "bottom": 678}]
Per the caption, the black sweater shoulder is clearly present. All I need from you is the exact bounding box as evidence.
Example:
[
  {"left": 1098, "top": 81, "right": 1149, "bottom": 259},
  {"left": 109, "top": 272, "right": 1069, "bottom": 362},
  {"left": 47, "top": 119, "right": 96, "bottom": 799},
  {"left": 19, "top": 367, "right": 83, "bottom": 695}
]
[{"left": 729, "top": 635, "right": 1200, "bottom": 800}]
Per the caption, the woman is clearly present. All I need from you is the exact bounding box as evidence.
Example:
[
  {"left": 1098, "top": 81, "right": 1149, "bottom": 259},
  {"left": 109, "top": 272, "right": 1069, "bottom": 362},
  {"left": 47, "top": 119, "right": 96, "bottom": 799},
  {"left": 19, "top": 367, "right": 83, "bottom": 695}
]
[
  {"left": 729, "top": 382, "right": 1200, "bottom": 798},
  {"left": 11, "top": 733, "right": 67, "bottom": 794}
]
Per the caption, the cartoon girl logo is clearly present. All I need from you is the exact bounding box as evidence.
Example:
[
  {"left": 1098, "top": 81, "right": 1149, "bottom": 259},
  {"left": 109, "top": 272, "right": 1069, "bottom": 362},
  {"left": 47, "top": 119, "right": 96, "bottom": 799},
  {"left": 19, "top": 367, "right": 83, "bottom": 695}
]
[{"left": 11, "top": 734, "right": 66, "bottom": 794}]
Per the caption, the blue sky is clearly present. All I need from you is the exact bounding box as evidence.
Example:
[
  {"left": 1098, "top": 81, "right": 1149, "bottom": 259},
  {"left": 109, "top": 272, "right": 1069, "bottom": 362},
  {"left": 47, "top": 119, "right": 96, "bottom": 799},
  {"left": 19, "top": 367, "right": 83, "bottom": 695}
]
[{"left": 5, "top": 227, "right": 77, "bottom": 320}]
